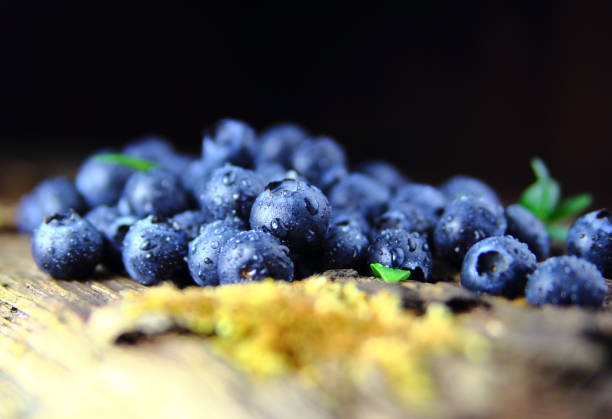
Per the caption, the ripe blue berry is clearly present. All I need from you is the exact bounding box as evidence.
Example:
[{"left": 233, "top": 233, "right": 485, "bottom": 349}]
[
  {"left": 375, "top": 202, "right": 436, "bottom": 236},
  {"left": 170, "top": 210, "right": 211, "bottom": 242},
  {"left": 505, "top": 204, "right": 550, "bottom": 261},
  {"left": 330, "top": 210, "right": 371, "bottom": 238},
  {"left": 461, "top": 236, "right": 537, "bottom": 298},
  {"left": 367, "top": 229, "right": 432, "bottom": 281},
  {"left": 75, "top": 152, "right": 135, "bottom": 207},
  {"left": 188, "top": 219, "right": 244, "bottom": 286},
  {"left": 122, "top": 216, "right": 189, "bottom": 285},
  {"left": 291, "top": 136, "right": 347, "bottom": 189},
  {"left": 249, "top": 178, "right": 331, "bottom": 251},
  {"left": 122, "top": 168, "right": 191, "bottom": 217},
  {"left": 85, "top": 205, "right": 135, "bottom": 271},
  {"left": 322, "top": 222, "right": 369, "bottom": 271},
  {"left": 123, "top": 136, "right": 175, "bottom": 163},
  {"left": 255, "top": 162, "right": 290, "bottom": 185},
  {"left": 328, "top": 173, "right": 391, "bottom": 220},
  {"left": 217, "top": 230, "right": 294, "bottom": 284},
  {"left": 434, "top": 195, "right": 507, "bottom": 268},
  {"left": 356, "top": 160, "right": 409, "bottom": 191},
  {"left": 258, "top": 123, "right": 307, "bottom": 167},
  {"left": 567, "top": 209, "right": 612, "bottom": 278},
  {"left": 391, "top": 183, "right": 448, "bottom": 219},
  {"left": 31, "top": 211, "right": 103, "bottom": 279},
  {"left": 202, "top": 119, "right": 257, "bottom": 169},
  {"left": 526, "top": 256, "right": 608, "bottom": 308},
  {"left": 197, "top": 164, "right": 264, "bottom": 221},
  {"left": 440, "top": 175, "right": 501, "bottom": 206},
  {"left": 17, "top": 177, "right": 86, "bottom": 234}
]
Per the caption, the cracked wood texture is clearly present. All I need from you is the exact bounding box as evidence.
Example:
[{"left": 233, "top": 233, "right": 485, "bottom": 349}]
[{"left": 1, "top": 231, "right": 612, "bottom": 419}]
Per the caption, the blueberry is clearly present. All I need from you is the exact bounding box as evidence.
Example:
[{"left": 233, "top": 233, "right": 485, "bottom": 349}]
[
  {"left": 391, "top": 183, "right": 448, "bottom": 219},
  {"left": 434, "top": 195, "right": 507, "bottom": 267},
  {"left": 122, "top": 168, "right": 191, "bottom": 217},
  {"left": 188, "top": 219, "right": 244, "bottom": 286},
  {"left": 291, "top": 136, "right": 347, "bottom": 189},
  {"left": 31, "top": 211, "right": 103, "bottom": 279},
  {"left": 249, "top": 178, "right": 331, "bottom": 251},
  {"left": 440, "top": 175, "right": 501, "bottom": 206},
  {"left": 197, "top": 164, "right": 264, "bottom": 221},
  {"left": 322, "top": 223, "right": 369, "bottom": 271},
  {"left": 170, "top": 210, "right": 211, "bottom": 241},
  {"left": 181, "top": 159, "right": 216, "bottom": 194},
  {"left": 375, "top": 202, "right": 436, "bottom": 236},
  {"left": 217, "top": 230, "right": 294, "bottom": 284},
  {"left": 86, "top": 205, "right": 137, "bottom": 272},
  {"left": 318, "top": 165, "right": 349, "bottom": 193},
  {"left": 366, "top": 229, "right": 432, "bottom": 281},
  {"left": 17, "top": 177, "right": 86, "bottom": 234},
  {"left": 258, "top": 123, "right": 307, "bottom": 167},
  {"left": 255, "top": 162, "right": 290, "bottom": 185},
  {"left": 356, "top": 160, "right": 409, "bottom": 191},
  {"left": 202, "top": 119, "right": 257, "bottom": 169},
  {"left": 122, "top": 215, "right": 189, "bottom": 285},
  {"left": 526, "top": 256, "right": 608, "bottom": 308},
  {"left": 505, "top": 204, "right": 550, "bottom": 261},
  {"left": 330, "top": 210, "right": 371, "bottom": 238},
  {"left": 123, "top": 136, "right": 175, "bottom": 163},
  {"left": 461, "top": 236, "right": 537, "bottom": 298},
  {"left": 567, "top": 209, "right": 612, "bottom": 277},
  {"left": 75, "top": 151, "right": 136, "bottom": 207},
  {"left": 328, "top": 173, "right": 391, "bottom": 220}
]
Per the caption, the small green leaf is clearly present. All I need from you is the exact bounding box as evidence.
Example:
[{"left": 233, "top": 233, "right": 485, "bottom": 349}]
[
  {"left": 548, "top": 193, "right": 592, "bottom": 222},
  {"left": 518, "top": 178, "right": 560, "bottom": 221},
  {"left": 370, "top": 263, "right": 411, "bottom": 283},
  {"left": 93, "top": 153, "right": 158, "bottom": 171},
  {"left": 530, "top": 157, "right": 550, "bottom": 180},
  {"left": 547, "top": 224, "right": 570, "bottom": 242}
]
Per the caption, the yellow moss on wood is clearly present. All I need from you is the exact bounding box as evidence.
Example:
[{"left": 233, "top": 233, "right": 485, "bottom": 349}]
[{"left": 93, "top": 276, "right": 490, "bottom": 406}]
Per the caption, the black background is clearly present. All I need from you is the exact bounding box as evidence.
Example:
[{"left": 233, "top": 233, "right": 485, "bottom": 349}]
[{"left": 1, "top": 2, "right": 611, "bottom": 205}]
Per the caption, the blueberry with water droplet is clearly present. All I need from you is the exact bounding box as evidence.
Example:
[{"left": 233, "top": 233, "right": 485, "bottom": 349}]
[
  {"left": 217, "top": 230, "right": 294, "bottom": 284},
  {"left": 526, "top": 256, "right": 608, "bottom": 308},
  {"left": 250, "top": 178, "right": 331, "bottom": 251},
  {"left": 328, "top": 173, "right": 391, "bottom": 221},
  {"left": 461, "top": 236, "right": 537, "bottom": 298},
  {"left": 122, "top": 215, "right": 189, "bottom": 285},
  {"left": 434, "top": 195, "right": 506, "bottom": 268},
  {"left": 187, "top": 219, "right": 244, "bottom": 286},
  {"left": 197, "top": 164, "right": 264, "bottom": 221},
  {"left": 504, "top": 204, "right": 550, "bottom": 261},
  {"left": 31, "top": 210, "right": 103, "bottom": 279},
  {"left": 567, "top": 209, "right": 612, "bottom": 278},
  {"left": 366, "top": 229, "right": 432, "bottom": 281},
  {"left": 122, "top": 168, "right": 191, "bottom": 218}
]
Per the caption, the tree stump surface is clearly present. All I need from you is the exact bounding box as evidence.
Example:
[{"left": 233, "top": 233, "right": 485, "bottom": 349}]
[{"left": 1, "top": 231, "right": 611, "bottom": 419}]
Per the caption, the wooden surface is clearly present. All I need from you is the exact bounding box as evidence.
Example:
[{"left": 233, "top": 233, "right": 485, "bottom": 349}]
[{"left": 1, "top": 231, "right": 612, "bottom": 419}]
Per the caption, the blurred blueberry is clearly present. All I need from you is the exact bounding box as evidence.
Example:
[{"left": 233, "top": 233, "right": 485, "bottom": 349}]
[{"left": 17, "top": 177, "right": 86, "bottom": 234}]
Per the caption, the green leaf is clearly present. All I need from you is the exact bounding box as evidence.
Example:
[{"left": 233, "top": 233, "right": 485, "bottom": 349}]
[
  {"left": 530, "top": 157, "right": 550, "bottom": 180},
  {"left": 93, "top": 153, "right": 158, "bottom": 171},
  {"left": 370, "top": 263, "right": 411, "bottom": 283},
  {"left": 547, "top": 224, "right": 570, "bottom": 242},
  {"left": 548, "top": 193, "right": 592, "bottom": 222},
  {"left": 518, "top": 178, "right": 560, "bottom": 221}
]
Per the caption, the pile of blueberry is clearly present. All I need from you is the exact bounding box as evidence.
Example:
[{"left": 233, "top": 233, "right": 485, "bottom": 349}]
[{"left": 18, "top": 119, "right": 611, "bottom": 308}]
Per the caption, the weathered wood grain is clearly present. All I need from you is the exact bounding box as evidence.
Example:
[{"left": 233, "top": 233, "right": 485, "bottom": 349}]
[{"left": 0, "top": 232, "right": 611, "bottom": 419}]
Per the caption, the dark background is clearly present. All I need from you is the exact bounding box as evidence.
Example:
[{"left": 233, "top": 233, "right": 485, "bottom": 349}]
[{"left": 1, "top": 2, "right": 611, "bottom": 205}]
